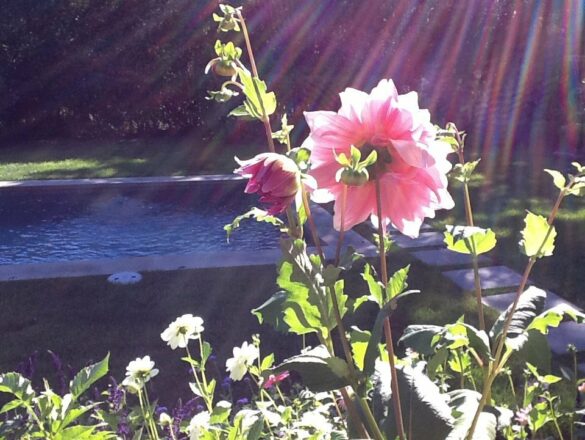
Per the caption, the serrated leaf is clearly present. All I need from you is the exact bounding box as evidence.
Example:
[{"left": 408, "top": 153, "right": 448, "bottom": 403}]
[
  {"left": 544, "top": 169, "right": 566, "bottom": 190},
  {"left": 568, "top": 178, "right": 585, "bottom": 197},
  {"left": 489, "top": 286, "right": 546, "bottom": 351},
  {"left": 267, "top": 345, "right": 351, "bottom": 392},
  {"left": 364, "top": 303, "right": 393, "bottom": 377},
  {"left": 519, "top": 211, "right": 556, "bottom": 258},
  {"left": 444, "top": 225, "right": 497, "bottom": 255},
  {"left": 446, "top": 390, "right": 498, "bottom": 440},
  {"left": 361, "top": 263, "right": 384, "bottom": 306},
  {"left": 252, "top": 290, "right": 291, "bottom": 333},
  {"left": 399, "top": 324, "right": 444, "bottom": 356},
  {"left": 228, "top": 104, "right": 255, "bottom": 120},
  {"left": 386, "top": 265, "right": 410, "bottom": 300},
  {"left": 70, "top": 354, "right": 109, "bottom": 399},
  {"left": 0, "top": 372, "right": 34, "bottom": 401},
  {"left": 375, "top": 364, "right": 454, "bottom": 440},
  {"left": 224, "top": 207, "right": 284, "bottom": 241},
  {"left": 238, "top": 70, "right": 277, "bottom": 119},
  {"left": 0, "top": 399, "right": 23, "bottom": 414},
  {"left": 450, "top": 159, "right": 481, "bottom": 183},
  {"left": 349, "top": 327, "right": 370, "bottom": 371}
]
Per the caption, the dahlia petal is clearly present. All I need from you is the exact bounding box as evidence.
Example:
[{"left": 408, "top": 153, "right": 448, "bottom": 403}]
[
  {"left": 311, "top": 188, "right": 335, "bottom": 204},
  {"left": 339, "top": 87, "right": 369, "bottom": 123},
  {"left": 304, "top": 111, "right": 363, "bottom": 145},
  {"left": 391, "top": 138, "right": 436, "bottom": 168},
  {"left": 333, "top": 184, "right": 375, "bottom": 231}
]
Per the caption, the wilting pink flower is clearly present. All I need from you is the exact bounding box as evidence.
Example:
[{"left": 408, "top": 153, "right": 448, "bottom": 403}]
[
  {"left": 302, "top": 79, "right": 454, "bottom": 237},
  {"left": 235, "top": 153, "right": 301, "bottom": 215},
  {"left": 262, "top": 371, "right": 290, "bottom": 389}
]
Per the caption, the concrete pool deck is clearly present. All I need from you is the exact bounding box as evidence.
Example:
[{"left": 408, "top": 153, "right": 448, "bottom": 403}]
[{"left": 0, "top": 175, "right": 377, "bottom": 280}]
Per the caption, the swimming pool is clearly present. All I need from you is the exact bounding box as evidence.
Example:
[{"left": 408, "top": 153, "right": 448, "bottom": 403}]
[
  {"left": 0, "top": 176, "right": 377, "bottom": 280},
  {"left": 0, "top": 177, "right": 281, "bottom": 264}
]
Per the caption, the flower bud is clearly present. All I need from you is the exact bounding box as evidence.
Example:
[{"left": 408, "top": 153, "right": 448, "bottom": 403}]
[
  {"left": 235, "top": 153, "right": 301, "bottom": 214},
  {"left": 336, "top": 168, "right": 369, "bottom": 186},
  {"left": 205, "top": 58, "right": 237, "bottom": 77}
]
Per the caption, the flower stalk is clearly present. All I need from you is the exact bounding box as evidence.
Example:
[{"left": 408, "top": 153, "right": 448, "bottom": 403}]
[
  {"left": 236, "top": 9, "right": 276, "bottom": 154},
  {"left": 455, "top": 129, "right": 485, "bottom": 331},
  {"left": 374, "top": 175, "right": 406, "bottom": 440}
]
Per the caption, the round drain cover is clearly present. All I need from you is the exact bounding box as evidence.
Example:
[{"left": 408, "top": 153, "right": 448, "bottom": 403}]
[{"left": 107, "top": 271, "right": 142, "bottom": 285}]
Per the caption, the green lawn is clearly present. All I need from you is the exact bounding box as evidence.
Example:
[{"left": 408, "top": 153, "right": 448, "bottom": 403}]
[{"left": 0, "top": 138, "right": 259, "bottom": 180}]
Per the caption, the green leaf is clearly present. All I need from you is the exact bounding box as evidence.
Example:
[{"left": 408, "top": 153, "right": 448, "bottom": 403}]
[
  {"left": 528, "top": 303, "right": 585, "bottom": 333},
  {"left": 60, "top": 404, "right": 95, "bottom": 430},
  {"left": 442, "top": 322, "right": 492, "bottom": 363},
  {"left": 270, "top": 239, "right": 340, "bottom": 339},
  {"left": 228, "top": 104, "right": 255, "bottom": 120},
  {"left": 446, "top": 390, "right": 498, "bottom": 440},
  {"left": 238, "top": 70, "right": 277, "bottom": 119},
  {"left": 450, "top": 159, "right": 481, "bottom": 183},
  {"left": 444, "top": 225, "right": 497, "bottom": 255},
  {"left": 278, "top": 261, "right": 323, "bottom": 336},
  {"left": 272, "top": 114, "right": 294, "bottom": 145},
  {"left": 336, "top": 246, "right": 363, "bottom": 271},
  {"left": 386, "top": 265, "right": 410, "bottom": 300},
  {"left": 260, "top": 354, "right": 275, "bottom": 371},
  {"left": 568, "top": 177, "right": 585, "bottom": 197},
  {"left": 297, "top": 200, "right": 307, "bottom": 227},
  {"left": 0, "top": 399, "right": 23, "bottom": 414},
  {"left": 349, "top": 327, "right": 370, "bottom": 371},
  {"left": 544, "top": 169, "right": 566, "bottom": 190},
  {"left": 57, "top": 425, "right": 102, "bottom": 439},
  {"left": 267, "top": 345, "right": 352, "bottom": 392},
  {"left": 372, "top": 233, "right": 392, "bottom": 254},
  {"left": 361, "top": 263, "right": 384, "bottom": 306},
  {"left": 224, "top": 207, "right": 284, "bottom": 241},
  {"left": 70, "top": 354, "right": 109, "bottom": 399},
  {"left": 0, "top": 372, "right": 34, "bottom": 401},
  {"left": 374, "top": 364, "right": 454, "bottom": 440},
  {"left": 363, "top": 304, "right": 393, "bottom": 376},
  {"left": 519, "top": 211, "right": 556, "bottom": 258},
  {"left": 210, "top": 400, "right": 232, "bottom": 424},
  {"left": 489, "top": 286, "right": 546, "bottom": 351},
  {"left": 251, "top": 290, "right": 291, "bottom": 333},
  {"left": 399, "top": 324, "right": 444, "bottom": 356}
]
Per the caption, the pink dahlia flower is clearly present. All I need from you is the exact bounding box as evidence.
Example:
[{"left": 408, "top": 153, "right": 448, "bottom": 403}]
[
  {"left": 302, "top": 79, "right": 454, "bottom": 238},
  {"left": 235, "top": 153, "right": 301, "bottom": 215}
]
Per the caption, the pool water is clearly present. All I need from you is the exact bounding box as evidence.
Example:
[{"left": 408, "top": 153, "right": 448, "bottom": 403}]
[{"left": 0, "top": 181, "right": 281, "bottom": 264}]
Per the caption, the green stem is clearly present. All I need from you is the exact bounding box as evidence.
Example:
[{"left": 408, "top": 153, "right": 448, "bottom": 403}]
[
  {"left": 456, "top": 348, "right": 465, "bottom": 389},
  {"left": 467, "top": 187, "right": 566, "bottom": 439},
  {"left": 375, "top": 175, "right": 406, "bottom": 440},
  {"left": 302, "top": 186, "right": 324, "bottom": 260},
  {"left": 236, "top": 9, "right": 276, "bottom": 154},
  {"left": 549, "top": 397, "right": 566, "bottom": 440},
  {"left": 25, "top": 403, "right": 48, "bottom": 438},
  {"left": 335, "top": 184, "right": 348, "bottom": 265},
  {"left": 457, "top": 145, "right": 485, "bottom": 331},
  {"left": 186, "top": 345, "right": 213, "bottom": 412},
  {"left": 143, "top": 386, "right": 160, "bottom": 440}
]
